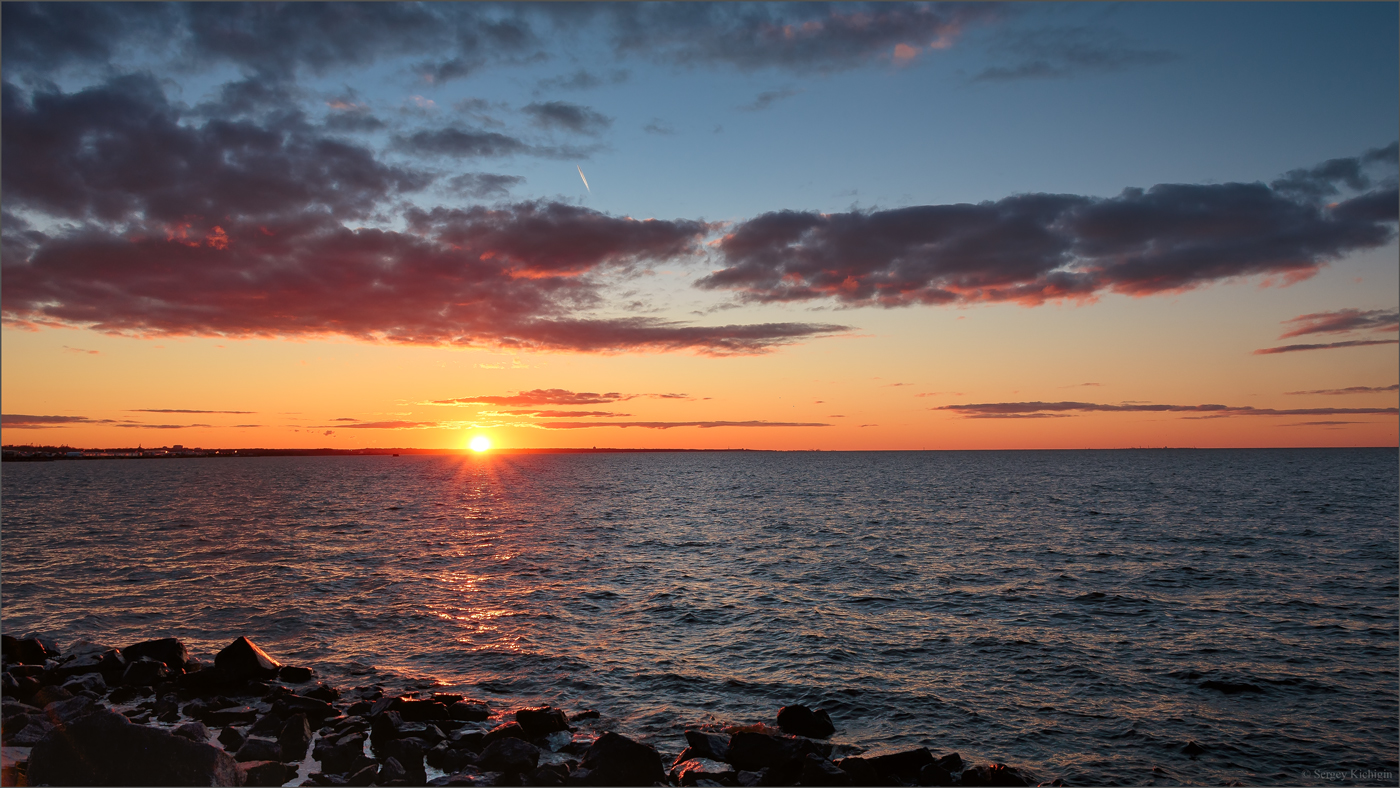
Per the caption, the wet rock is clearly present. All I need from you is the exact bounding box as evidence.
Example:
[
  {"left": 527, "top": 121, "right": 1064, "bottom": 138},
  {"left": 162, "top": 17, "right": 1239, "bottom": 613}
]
[
  {"left": 280, "top": 665, "right": 315, "bottom": 683},
  {"left": 517, "top": 706, "right": 571, "bottom": 739},
  {"left": 380, "top": 756, "right": 409, "bottom": 784},
  {"left": 215, "top": 636, "right": 283, "bottom": 681},
  {"left": 122, "top": 637, "right": 191, "bottom": 673},
  {"left": 236, "top": 736, "right": 285, "bottom": 762},
  {"left": 122, "top": 656, "right": 172, "bottom": 686},
  {"left": 206, "top": 704, "right": 260, "bottom": 726},
  {"left": 173, "top": 720, "right": 211, "bottom": 743},
  {"left": 452, "top": 701, "right": 492, "bottom": 721},
  {"left": 395, "top": 697, "right": 451, "bottom": 722},
  {"left": 281, "top": 712, "right": 314, "bottom": 761},
  {"left": 1182, "top": 741, "right": 1207, "bottom": 756},
  {"left": 305, "top": 683, "right": 341, "bottom": 703},
  {"left": 801, "top": 754, "right": 851, "bottom": 786},
  {"left": 672, "top": 757, "right": 738, "bottom": 786},
  {"left": 429, "top": 741, "right": 481, "bottom": 773},
  {"left": 42, "top": 694, "right": 101, "bottom": 727},
  {"left": 349, "top": 764, "right": 380, "bottom": 786},
  {"left": 275, "top": 693, "right": 338, "bottom": 724},
  {"left": 480, "top": 736, "right": 542, "bottom": 773},
  {"left": 61, "top": 671, "right": 106, "bottom": 696},
  {"left": 241, "top": 759, "right": 296, "bottom": 786},
  {"left": 569, "top": 709, "right": 600, "bottom": 722},
  {"left": 484, "top": 721, "right": 529, "bottom": 745},
  {"left": 919, "top": 762, "right": 955, "bottom": 786},
  {"left": 728, "top": 730, "right": 830, "bottom": 773},
  {"left": 451, "top": 728, "right": 489, "bottom": 752},
  {"left": 217, "top": 723, "right": 247, "bottom": 752},
  {"left": 776, "top": 705, "right": 836, "bottom": 739},
  {"left": 8, "top": 637, "right": 57, "bottom": 666},
  {"left": 29, "top": 684, "right": 72, "bottom": 708},
  {"left": 576, "top": 730, "right": 666, "bottom": 786},
  {"left": 684, "top": 730, "right": 730, "bottom": 761},
  {"left": 938, "top": 753, "right": 962, "bottom": 772},
  {"left": 961, "top": 763, "right": 1029, "bottom": 787},
  {"left": 1199, "top": 680, "right": 1264, "bottom": 695},
  {"left": 27, "top": 709, "right": 240, "bottom": 786},
  {"left": 541, "top": 730, "right": 573, "bottom": 752},
  {"left": 347, "top": 700, "right": 374, "bottom": 716}
]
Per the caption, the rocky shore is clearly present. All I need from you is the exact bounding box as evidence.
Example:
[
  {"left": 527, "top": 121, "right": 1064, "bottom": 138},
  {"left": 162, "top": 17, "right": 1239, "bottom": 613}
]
[{"left": 0, "top": 633, "right": 1064, "bottom": 787}]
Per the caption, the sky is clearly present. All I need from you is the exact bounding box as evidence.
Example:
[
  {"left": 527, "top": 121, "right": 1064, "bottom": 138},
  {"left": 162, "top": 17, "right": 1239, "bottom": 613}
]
[{"left": 1, "top": 1, "right": 1397, "bottom": 451}]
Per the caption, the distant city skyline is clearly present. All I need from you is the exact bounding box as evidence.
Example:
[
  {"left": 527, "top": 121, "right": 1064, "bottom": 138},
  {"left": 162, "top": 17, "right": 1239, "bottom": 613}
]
[{"left": 2, "top": 2, "right": 1396, "bottom": 450}]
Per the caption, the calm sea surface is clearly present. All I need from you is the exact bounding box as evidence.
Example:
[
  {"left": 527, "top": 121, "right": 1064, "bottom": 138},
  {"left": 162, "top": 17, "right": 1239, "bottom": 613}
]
[{"left": 2, "top": 449, "right": 1396, "bottom": 785}]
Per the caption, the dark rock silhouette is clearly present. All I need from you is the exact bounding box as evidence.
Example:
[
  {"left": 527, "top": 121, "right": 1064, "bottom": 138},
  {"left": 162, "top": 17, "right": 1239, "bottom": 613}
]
[
  {"left": 516, "top": 705, "right": 571, "bottom": 738},
  {"left": 215, "top": 636, "right": 283, "bottom": 681},
  {"left": 122, "top": 637, "right": 191, "bottom": 672},
  {"left": 777, "top": 704, "right": 836, "bottom": 739},
  {"left": 27, "top": 710, "right": 240, "bottom": 786},
  {"left": 576, "top": 730, "right": 667, "bottom": 786},
  {"left": 480, "top": 736, "right": 543, "bottom": 773}
]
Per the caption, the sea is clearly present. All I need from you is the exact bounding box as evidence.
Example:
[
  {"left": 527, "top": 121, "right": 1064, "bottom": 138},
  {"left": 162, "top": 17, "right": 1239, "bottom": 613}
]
[{"left": 2, "top": 449, "right": 1396, "bottom": 786}]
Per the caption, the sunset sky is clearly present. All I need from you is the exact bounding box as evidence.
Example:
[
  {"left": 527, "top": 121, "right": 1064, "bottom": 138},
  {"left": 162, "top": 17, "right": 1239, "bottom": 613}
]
[{"left": 2, "top": 1, "right": 1397, "bottom": 451}]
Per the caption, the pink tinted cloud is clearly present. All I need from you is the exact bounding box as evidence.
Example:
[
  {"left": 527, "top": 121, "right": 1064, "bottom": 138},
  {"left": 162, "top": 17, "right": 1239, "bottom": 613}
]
[
  {"left": 1277, "top": 308, "right": 1399, "bottom": 338},
  {"left": 1253, "top": 339, "right": 1399, "bottom": 355},
  {"left": 936, "top": 401, "right": 1398, "bottom": 419}
]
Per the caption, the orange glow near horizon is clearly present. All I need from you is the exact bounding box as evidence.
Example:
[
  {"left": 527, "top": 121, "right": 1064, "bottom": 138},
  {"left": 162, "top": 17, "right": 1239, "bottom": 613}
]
[{"left": 469, "top": 436, "right": 492, "bottom": 452}]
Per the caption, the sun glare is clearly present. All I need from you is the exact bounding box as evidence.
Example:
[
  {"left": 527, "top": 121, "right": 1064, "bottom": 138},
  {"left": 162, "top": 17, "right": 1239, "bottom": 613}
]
[{"left": 469, "top": 436, "right": 492, "bottom": 453}]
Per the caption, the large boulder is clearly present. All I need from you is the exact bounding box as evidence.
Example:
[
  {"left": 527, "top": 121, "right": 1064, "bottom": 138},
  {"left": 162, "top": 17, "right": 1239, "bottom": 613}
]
[
  {"left": 776, "top": 705, "right": 836, "bottom": 739},
  {"left": 214, "top": 637, "right": 282, "bottom": 681},
  {"left": 728, "top": 730, "right": 830, "bottom": 772},
  {"left": 122, "top": 638, "right": 191, "bottom": 673},
  {"left": 26, "top": 710, "right": 240, "bottom": 785},
  {"left": 280, "top": 712, "right": 314, "bottom": 761},
  {"left": 684, "top": 730, "right": 730, "bottom": 761},
  {"left": 801, "top": 754, "right": 851, "bottom": 786},
  {"left": 576, "top": 731, "right": 665, "bottom": 786},
  {"left": 450, "top": 701, "right": 491, "bottom": 721},
  {"left": 6, "top": 637, "right": 57, "bottom": 666},
  {"left": 122, "top": 656, "right": 172, "bottom": 686},
  {"left": 235, "top": 736, "right": 284, "bottom": 762},
  {"left": 838, "top": 748, "right": 936, "bottom": 784}
]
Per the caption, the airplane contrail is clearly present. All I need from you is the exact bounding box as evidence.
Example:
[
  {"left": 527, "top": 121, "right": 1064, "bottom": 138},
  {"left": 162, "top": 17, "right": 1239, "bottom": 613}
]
[{"left": 577, "top": 165, "right": 590, "bottom": 193}]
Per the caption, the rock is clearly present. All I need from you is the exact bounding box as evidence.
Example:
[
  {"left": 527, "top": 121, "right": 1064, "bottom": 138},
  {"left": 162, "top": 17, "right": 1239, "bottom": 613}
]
[
  {"left": 528, "top": 763, "right": 570, "bottom": 786},
  {"left": 395, "top": 697, "right": 451, "bottom": 722},
  {"left": 541, "top": 730, "right": 573, "bottom": 752},
  {"left": 9, "top": 638, "right": 56, "bottom": 666},
  {"left": 451, "top": 701, "right": 492, "bottom": 721},
  {"left": 483, "top": 721, "right": 528, "bottom": 745},
  {"left": 1199, "top": 680, "right": 1264, "bottom": 695},
  {"left": 240, "top": 759, "right": 296, "bottom": 786},
  {"left": 379, "top": 756, "right": 409, "bottom": 784},
  {"left": 172, "top": 720, "right": 212, "bottom": 743},
  {"left": 42, "top": 694, "right": 101, "bottom": 727},
  {"left": 1182, "top": 741, "right": 1207, "bottom": 756},
  {"left": 672, "top": 757, "right": 738, "bottom": 786},
  {"left": 0, "top": 673, "right": 17, "bottom": 700},
  {"left": 961, "top": 763, "right": 1029, "bottom": 787},
  {"left": 727, "top": 730, "right": 830, "bottom": 773},
  {"left": 348, "top": 764, "right": 379, "bottom": 786},
  {"left": 27, "top": 709, "right": 240, "bottom": 785},
  {"left": 10, "top": 720, "right": 55, "bottom": 746},
  {"left": 276, "top": 693, "right": 338, "bottom": 724},
  {"left": 919, "top": 762, "right": 955, "bottom": 786},
  {"left": 206, "top": 704, "right": 261, "bottom": 726},
  {"left": 569, "top": 709, "right": 600, "bottom": 722},
  {"left": 279, "top": 665, "right": 315, "bottom": 683},
  {"left": 776, "top": 705, "right": 836, "bottom": 739},
  {"left": 516, "top": 706, "right": 571, "bottom": 738},
  {"left": 429, "top": 740, "right": 481, "bottom": 772},
  {"left": 236, "top": 736, "right": 285, "bottom": 762},
  {"left": 577, "top": 730, "right": 666, "bottom": 786},
  {"left": 684, "top": 730, "right": 730, "bottom": 761},
  {"left": 304, "top": 683, "right": 340, "bottom": 703},
  {"left": 380, "top": 737, "right": 429, "bottom": 784},
  {"left": 122, "top": 656, "right": 172, "bottom": 686},
  {"left": 317, "top": 731, "right": 367, "bottom": 775},
  {"left": 122, "top": 638, "right": 191, "bottom": 672},
  {"left": 801, "top": 754, "right": 851, "bottom": 786},
  {"left": 281, "top": 712, "right": 314, "bottom": 761},
  {"left": 215, "top": 636, "right": 283, "bottom": 681},
  {"left": 735, "top": 770, "right": 764, "bottom": 786},
  {"left": 61, "top": 671, "right": 107, "bottom": 695},
  {"left": 29, "top": 684, "right": 73, "bottom": 708},
  {"left": 450, "top": 728, "right": 488, "bottom": 752},
  {"left": 249, "top": 711, "right": 286, "bottom": 737},
  {"left": 480, "top": 736, "right": 542, "bottom": 773},
  {"left": 839, "top": 748, "right": 936, "bottom": 784},
  {"left": 938, "top": 753, "right": 962, "bottom": 772},
  {"left": 220, "top": 725, "right": 248, "bottom": 752},
  {"left": 8, "top": 675, "right": 40, "bottom": 703}
]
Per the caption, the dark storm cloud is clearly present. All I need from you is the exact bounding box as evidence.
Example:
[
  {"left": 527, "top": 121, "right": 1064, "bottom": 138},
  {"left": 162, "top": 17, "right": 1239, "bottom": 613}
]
[
  {"left": 1285, "top": 385, "right": 1400, "bottom": 396},
  {"left": 3, "top": 194, "right": 843, "bottom": 354},
  {"left": 0, "top": 2, "right": 179, "bottom": 75},
  {"left": 699, "top": 151, "right": 1400, "bottom": 307},
  {"left": 522, "top": 101, "right": 613, "bottom": 136},
  {"left": 448, "top": 173, "right": 526, "bottom": 199},
  {"left": 935, "top": 401, "right": 1399, "bottom": 419},
  {"left": 1276, "top": 308, "right": 1400, "bottom": 339},
  {"left": 1271, "top": 143, "right": 1400, "bottom": 200},
  {"left": 739, "top": 87, "right": 801, "bottom": 112},
  {"left": 1, "top": 75, "right": 430, "bottom": 225},
  {"left": 973, "top": 26, "right": 1177, "bottom": 82},
  {"left": 1253, "top": 339, "right": 1399, "bottom": 356}
]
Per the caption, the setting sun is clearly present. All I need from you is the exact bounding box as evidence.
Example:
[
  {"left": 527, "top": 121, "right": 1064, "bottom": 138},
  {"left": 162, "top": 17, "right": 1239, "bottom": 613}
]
[{"left": 469, "top": 436, "right": 491, "bottom": 452}]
